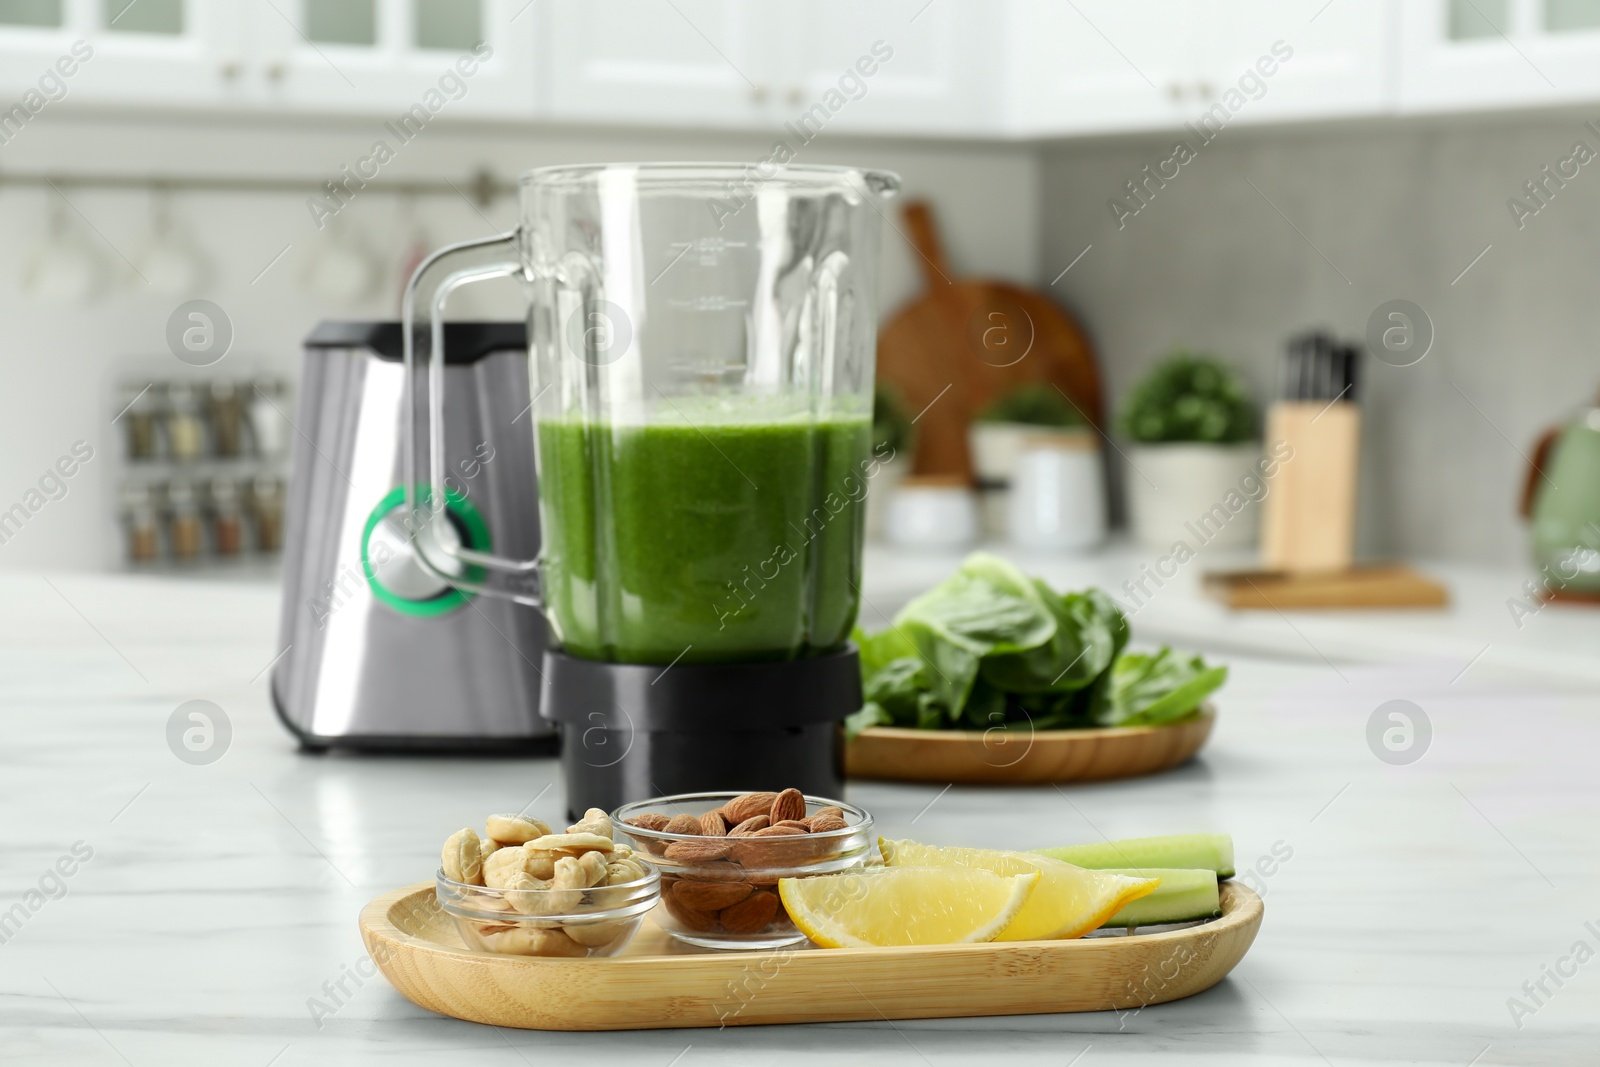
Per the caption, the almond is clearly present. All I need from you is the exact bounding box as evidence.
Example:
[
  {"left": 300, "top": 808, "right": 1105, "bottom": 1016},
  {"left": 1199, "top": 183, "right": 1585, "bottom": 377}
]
[
  {"left": 664, "top": 838, "right": 733, "bottom": 863},
  {"left": 805, "top": 813, "right": 848, "bottom": 833},
  {"left": 661, "top": 889, "right": 721, "bottom": 932},
  {"left": 730, "top": 824, "right": 809, "bottom": 868},
  {"left": 769, "top": 788, "right": 806, "bottom": 825},
  {"left": 772, "top": 819, "right": 811, "bottom": 831},
  {"left": 699, "top": 810, "right": 729, "bottom": 837},
  {"left": 627, "top": 813, "right": 670, "bottom": 832},
  {"left": 663, "top": 813, "right": 702, "bottom": 836},
  {"left": 813, "top": 806, "right": 844, "bottom": 822},
  {"left": 721, "top": 792, "right": 779, "bottom": 825},
  {"left": 671, "top": 878, "right": 753, "bottom": 911},
  {"left": 728, "top": 815, "right": 770, "bottom": 836},
  {"left": 719, "top": 888, "right": 780, "bottom": 934}
]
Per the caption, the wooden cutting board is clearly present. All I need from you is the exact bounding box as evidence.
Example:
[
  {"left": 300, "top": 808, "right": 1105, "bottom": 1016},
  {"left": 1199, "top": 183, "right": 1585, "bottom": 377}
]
[
  {"left": 1202, "top": 566, "right": 1450, "bottom": 609},
  {"left": 877, "top": 200, "right": 1103, "bottom": 478}
]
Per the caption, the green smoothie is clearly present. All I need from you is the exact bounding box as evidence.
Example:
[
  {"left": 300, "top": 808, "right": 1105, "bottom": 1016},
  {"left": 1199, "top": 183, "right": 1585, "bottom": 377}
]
[{"left": 536, "top": 405, "right": 873, "bottom": 664}]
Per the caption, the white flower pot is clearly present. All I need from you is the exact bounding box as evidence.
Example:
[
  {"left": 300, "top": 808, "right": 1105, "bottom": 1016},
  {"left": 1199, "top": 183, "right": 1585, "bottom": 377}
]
[{"left": 1126, "top": 443, "right": 1262, "bottom": 551}]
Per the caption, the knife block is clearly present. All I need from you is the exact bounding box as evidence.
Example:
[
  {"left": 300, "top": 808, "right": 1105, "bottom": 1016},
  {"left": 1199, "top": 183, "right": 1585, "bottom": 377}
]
[{"left": 1260, "top": 400, "right": 1360, "bottom": 572}]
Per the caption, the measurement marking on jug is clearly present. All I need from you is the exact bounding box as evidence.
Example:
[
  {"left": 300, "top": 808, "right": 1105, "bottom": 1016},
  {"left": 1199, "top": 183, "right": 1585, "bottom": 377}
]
[
  {"left": 650, "top": 243, "right": 694, "bottom": 286},
  {"left": 681, "top": 236, "right": 749, "bottom": 264},
  {"left": 667, "top": 296, "right": 750, "bottom": 313}
]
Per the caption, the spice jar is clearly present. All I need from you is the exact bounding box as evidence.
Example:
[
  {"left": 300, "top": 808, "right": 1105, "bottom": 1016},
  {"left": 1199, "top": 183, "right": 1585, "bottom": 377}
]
[
  {"left": 208, "top": 477, "right": 244, "bottom": 556},
  {"left": 167, "top": 480, "right": 204, "bottom": 560},
  {"left": 166, "top": 383, "right": 206, "bottom": 461},
  {"left": 120, "top": 384, "right": 159, "bottom": 460},
  {"left": 208, "top": 380, "right": 246, "bottom": 457},
  {"left": 249, "top": 475, "right": 285, "bottom": 553},
  {"left": 249, "top": 378, "right": 290, "bottom": 458},
  {"left": 122, "top": 484, "right": 161, "bottom": 563}
]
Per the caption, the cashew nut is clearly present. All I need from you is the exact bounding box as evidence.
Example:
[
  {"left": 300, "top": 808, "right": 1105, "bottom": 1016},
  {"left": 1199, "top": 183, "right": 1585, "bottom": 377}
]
[
  {"left": 564, "top": 918, "right": 628, "bottom": 947},
  {"left": 485, "top": 813, "right": 553, "bottom": 845},
  {"left": 441, "top": 828, "right": 484, "bottom": 885},
  {"left": 483, "top": 846, "right": 530, "bottom": 889},
  {"left": 567, "top": 807, "right": 614, "bottom": 840},
  {"left": 527, "top": 832, "right": 614, "bottom": 854}
]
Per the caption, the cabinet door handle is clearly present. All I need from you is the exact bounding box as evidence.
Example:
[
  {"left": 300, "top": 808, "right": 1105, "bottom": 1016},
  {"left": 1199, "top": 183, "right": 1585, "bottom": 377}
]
[
  {"left": 264, "top": 62, "right": 286, "bottom": 82},
  {"left": 750, "top": 84, "right": 769, "bottom": 104},
  {"left": 219, "top": 59, "right": 242, "bottom": 80},
  {"left": 1167, "top": 81, "right": 1184, "bottom": 101},
  {"left": 786, "top": 86, "right": 803, "bottom": 106}
]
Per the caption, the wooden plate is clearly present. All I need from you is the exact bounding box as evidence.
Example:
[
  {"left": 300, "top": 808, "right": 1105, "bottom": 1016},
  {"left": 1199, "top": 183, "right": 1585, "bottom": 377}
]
[
  {"left": 845, "top": 707, "right": 1216, "bottom": 784},
  {"left": 360, "top": 879, "right": 1262, "bottom": 1031}
]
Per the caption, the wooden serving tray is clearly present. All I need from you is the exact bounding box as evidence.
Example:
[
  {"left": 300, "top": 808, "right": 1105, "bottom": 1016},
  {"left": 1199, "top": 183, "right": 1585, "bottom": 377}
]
[
  {"left": 360, "top": 880, "right": 1262, "bottom": 1031},
  {"left": 844, "top": 707, "right": 1215, "bottom": 784}
]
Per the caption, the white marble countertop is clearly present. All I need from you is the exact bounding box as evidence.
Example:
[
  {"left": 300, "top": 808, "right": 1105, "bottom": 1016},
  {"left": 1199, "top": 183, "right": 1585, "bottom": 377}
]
[{"left": 3, "top": 560, "right": 1596, "bottom": 1066}]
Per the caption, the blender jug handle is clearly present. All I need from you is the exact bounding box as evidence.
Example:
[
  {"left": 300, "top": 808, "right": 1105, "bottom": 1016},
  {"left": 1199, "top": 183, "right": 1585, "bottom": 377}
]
[{"left": 401, "top": 230, "right": 542, "bottom": 607}]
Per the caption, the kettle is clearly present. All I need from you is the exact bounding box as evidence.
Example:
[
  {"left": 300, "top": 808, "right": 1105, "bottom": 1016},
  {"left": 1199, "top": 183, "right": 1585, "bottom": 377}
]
[{"left": 1522, "top": 400, "right": 1600, "bottom": 599}]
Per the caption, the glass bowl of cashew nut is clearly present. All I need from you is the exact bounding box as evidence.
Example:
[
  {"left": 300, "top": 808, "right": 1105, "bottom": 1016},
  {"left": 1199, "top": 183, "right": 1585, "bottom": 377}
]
[{"left": 435, "top": 806, "right": 660, "bottom": 958}]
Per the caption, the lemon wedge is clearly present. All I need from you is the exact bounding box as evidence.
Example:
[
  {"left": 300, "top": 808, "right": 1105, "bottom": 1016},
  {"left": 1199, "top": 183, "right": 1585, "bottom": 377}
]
[
  {"left": 879, "top": 837, "right": 1159, "bottom": 941},
  {"left": 778, "top": 866, "right": 1038, "bottom": 948}
]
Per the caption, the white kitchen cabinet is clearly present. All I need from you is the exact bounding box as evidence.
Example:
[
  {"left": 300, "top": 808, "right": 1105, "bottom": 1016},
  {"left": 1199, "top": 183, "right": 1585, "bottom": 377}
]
[
  {"left": 1007, "top": 0, "right": 1395, "bottom": 137},
  {"left": 543, "top": 0, "right": 783, "bottom": 128},
  {"left": 1006, "top": 0, "right": 1201, "bottom": 136},
  {"left": 0, "top": 0, "right": 248, "bottom": 109},
  {"left": 542, "top": 0, "right": 998, "bottom": 136},
  {"left": 10, "top": 0, "right": 1600, "bottom": 142},
  {"left": 1400, "top": 0, "right": 1600, "bottom": 112},
  {"left": 1200, "top": 0, "right": 1394, "bottom": 125},
  {"left": 252, "top": 0, "right": 537, "bottom": 118},
  {"left": 778, "top": 0, "right": 1000, "bottom": 137},
  {"left": 0, "top": 0, "right": 535, "bottom": 120}
]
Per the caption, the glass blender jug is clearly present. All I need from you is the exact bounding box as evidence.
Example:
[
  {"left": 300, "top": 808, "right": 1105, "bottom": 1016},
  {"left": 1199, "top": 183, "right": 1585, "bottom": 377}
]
[{"left": 404, "top": 163, "right": 900, "bottom": 814}]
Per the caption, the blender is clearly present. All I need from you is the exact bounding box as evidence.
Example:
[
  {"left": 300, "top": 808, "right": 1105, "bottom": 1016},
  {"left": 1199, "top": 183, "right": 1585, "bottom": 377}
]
[{"left": 403, "top": 163, "right": 900, "bottom": 816}]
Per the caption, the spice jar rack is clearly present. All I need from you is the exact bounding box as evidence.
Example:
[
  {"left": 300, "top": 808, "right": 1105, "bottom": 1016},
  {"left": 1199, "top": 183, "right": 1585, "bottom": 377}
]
[{"left": 115, "top": 377, "right": 291, "bottom": 569}]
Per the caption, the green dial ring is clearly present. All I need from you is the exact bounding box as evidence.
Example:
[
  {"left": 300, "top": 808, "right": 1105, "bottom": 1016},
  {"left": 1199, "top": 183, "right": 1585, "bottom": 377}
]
[{"left": 360, "top": 485, "right": 491, "bottom": 618}]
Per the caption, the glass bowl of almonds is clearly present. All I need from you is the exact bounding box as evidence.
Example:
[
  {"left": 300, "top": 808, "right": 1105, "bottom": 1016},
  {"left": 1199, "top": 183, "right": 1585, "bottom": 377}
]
[
  {"left": 435, "top": 807, "right": 660, "bottom": 958},
  {"left": 613, "top": 789, "right": 874, "bottom": 950}
]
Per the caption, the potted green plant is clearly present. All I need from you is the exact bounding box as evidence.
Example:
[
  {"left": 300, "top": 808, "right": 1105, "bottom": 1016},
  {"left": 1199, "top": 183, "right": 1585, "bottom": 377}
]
[
  {"left": 1117, "top": 353, "right": 1260, "bottom": 550},
  {"left": 969, "top": 384, "right": 1098, "bottom": 545}
]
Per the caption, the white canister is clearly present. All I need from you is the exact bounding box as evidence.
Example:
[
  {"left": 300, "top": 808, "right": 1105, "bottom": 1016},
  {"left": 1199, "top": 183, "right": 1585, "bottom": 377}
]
[
  {"left": 1125, "top": 443, "right": 1262, "bottom": 551},
  {"left": 968, "top": 422, "right": 1030, "bottom": 539},
  {"left": 1007, "top": 433, "right": 1106, "bottom": 551},
  {"left": 885, "top": 476, "right": 980, "bottom": 549}
]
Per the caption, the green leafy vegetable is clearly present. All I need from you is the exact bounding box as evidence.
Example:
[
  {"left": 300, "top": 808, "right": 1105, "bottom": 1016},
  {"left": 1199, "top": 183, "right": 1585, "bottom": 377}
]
[
  {"left": 848, "top": 554, "right": 1226, "bottom": 738},
  {"left": 1097, "top": 648, "right": 1227, "bottom": 727}
]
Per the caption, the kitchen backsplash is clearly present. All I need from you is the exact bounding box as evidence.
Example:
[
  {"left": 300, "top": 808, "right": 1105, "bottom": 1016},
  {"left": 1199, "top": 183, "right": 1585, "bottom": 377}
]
[
  {"left": 3, "top": 107, "right": 1587, "bottom": 572},
  {"left": 1041, "top": 113, "right": 1600, "bottom": 567}
]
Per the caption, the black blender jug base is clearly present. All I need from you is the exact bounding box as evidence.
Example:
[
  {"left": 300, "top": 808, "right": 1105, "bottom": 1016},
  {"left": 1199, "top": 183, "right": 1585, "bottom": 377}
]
[{"left": 540, "top": 646, "right": 862, "bottom": 820}]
